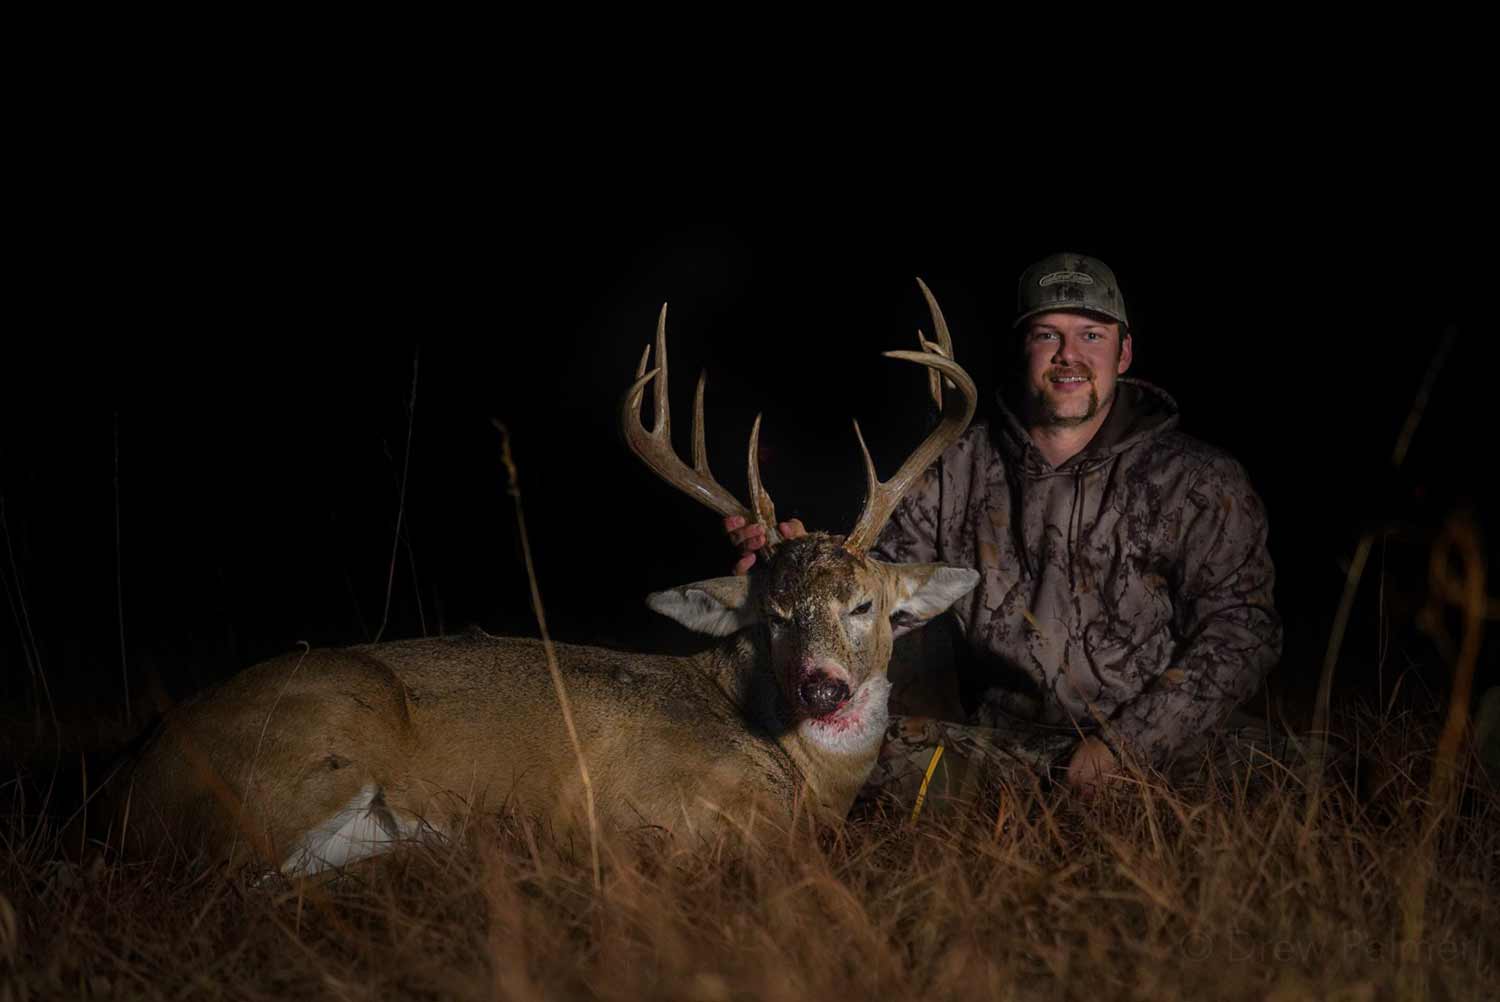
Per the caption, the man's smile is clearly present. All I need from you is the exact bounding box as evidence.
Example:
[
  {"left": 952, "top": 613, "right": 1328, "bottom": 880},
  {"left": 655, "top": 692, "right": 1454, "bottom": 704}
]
[{"left": 1048, "top": 373, "right": 1092, "bottom": 391}]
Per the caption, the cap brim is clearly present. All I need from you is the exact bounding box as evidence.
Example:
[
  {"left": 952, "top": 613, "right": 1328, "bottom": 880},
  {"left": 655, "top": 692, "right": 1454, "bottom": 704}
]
[{"left": 1012, "top": 305, "right": 1127, "bottom": 328}]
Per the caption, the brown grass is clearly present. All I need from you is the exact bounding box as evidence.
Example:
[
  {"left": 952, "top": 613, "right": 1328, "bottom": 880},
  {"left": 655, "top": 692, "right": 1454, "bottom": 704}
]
[{"left": 3, "top": 704, "right": 1496, "bottom": 1001}]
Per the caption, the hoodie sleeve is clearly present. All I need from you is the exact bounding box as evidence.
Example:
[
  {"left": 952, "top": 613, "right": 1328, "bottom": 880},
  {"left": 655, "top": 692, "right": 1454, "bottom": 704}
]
[
  {"left": 1105, "top": 455, "right": 1282, "bottom": 766},
  {"left": 870, "top": 462, "right": 943, "bottom": 566}
]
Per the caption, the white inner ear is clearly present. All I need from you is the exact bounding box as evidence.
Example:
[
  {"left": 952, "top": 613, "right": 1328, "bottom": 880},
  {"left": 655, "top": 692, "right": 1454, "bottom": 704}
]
[
  {"left": 646, "top": 576, "right": 759, "bottom": 637},
  {"left": 890, "top": 565, "right": 980, "bottom": 633}
]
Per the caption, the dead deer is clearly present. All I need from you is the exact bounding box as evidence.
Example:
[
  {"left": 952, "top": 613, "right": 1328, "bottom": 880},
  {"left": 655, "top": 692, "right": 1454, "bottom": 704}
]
[{"left": 113, "top": 280, "right": 979, "bottom": 875}]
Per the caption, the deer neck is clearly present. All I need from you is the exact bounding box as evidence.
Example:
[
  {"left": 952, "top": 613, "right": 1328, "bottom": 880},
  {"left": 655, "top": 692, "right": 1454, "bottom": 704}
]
[
  {"left": 705, "top": 630, "right": 889, "bottom": 820},
  {"left": 784, "top": 674, "right": 890, "bottom": 818}
]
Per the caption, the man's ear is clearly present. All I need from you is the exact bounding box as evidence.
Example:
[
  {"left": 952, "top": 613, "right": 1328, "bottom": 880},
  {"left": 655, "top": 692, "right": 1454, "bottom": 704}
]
[
  {"left": 1117, "top": 330, "right": 1134, "bottom": 375},
  {"left": 646, "top": 576, "right": 759, "bottom": 637},
  {"left": 885, "top": 563, "right": 980, "bottom": 637}
]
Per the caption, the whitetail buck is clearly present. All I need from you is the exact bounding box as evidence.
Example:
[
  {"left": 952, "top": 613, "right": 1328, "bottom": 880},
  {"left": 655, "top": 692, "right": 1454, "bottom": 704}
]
[{"left": 114, "top": 281, "right": 979, "bottom": 875}]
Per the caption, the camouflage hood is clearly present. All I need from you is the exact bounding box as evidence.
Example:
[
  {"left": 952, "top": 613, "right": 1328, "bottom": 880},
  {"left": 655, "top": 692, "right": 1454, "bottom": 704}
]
[
  {"left": 991, "top": 379, "right": 1181, "bottom": 583},
  {"left": 994, "top": 378, "right": 1181, "bottom": 476},
  {"left": 874, "top": 379, "right": 1281, "bottom": 766}
]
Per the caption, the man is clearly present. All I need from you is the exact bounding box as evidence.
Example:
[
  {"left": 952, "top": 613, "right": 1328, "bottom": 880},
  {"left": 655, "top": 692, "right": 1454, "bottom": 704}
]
[{"left": 728, "top": 252, "right": 1281, "bottom": 799}]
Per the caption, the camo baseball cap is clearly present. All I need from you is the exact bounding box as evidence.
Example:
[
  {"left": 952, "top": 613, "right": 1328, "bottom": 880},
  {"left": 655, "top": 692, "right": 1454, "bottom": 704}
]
[{"left": 1014, "top": 251, "right": 1129, "bottom": 328}]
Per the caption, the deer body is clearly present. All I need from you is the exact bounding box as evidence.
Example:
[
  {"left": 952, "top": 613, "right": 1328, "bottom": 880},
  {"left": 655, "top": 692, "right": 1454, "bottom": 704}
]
[
  {"left": 124, "top": 534, "right": 972, "bottom": 873},
  {"left": 116, "top": 281, "right": 981, "bottom": 874},
  {"left": 126, "top": 635, "right": 815, "bottom": 872}
]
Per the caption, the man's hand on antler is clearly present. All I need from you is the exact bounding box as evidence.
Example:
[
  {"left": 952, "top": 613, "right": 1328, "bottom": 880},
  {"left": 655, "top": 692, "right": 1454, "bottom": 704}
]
[{"left": 724, "top": 515, "right": 806, "bottom": 575}]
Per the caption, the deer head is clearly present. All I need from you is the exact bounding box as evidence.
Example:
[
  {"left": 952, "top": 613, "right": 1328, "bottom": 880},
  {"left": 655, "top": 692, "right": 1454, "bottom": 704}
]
[{"left": 622, "top": 280, "right": 980, "bottom": 730}]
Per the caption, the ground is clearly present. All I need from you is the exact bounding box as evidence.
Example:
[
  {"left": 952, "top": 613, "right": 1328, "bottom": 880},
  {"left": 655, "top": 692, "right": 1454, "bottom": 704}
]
[{"left": 3, "top": 698, "right": 1496, "bottom": 1001}]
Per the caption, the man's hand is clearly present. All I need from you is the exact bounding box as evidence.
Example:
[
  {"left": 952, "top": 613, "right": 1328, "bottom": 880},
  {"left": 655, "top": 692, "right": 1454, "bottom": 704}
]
[
  {"left": 724, "top": 515, "right": 806, "bottom": 575},
  {"left": 1065, "top": 736, "right": 1119, "bottom": 797}
]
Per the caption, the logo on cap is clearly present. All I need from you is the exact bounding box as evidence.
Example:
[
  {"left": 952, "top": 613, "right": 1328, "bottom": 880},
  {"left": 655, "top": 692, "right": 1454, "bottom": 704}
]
[{"left": 1038, "top": 271, "right": 1095, "bottom": 288}]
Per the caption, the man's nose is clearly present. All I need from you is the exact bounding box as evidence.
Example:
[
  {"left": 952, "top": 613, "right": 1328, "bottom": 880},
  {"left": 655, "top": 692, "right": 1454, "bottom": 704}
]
[{"left": 1052, "top": 336, "right": 1080, "bottom": 363}]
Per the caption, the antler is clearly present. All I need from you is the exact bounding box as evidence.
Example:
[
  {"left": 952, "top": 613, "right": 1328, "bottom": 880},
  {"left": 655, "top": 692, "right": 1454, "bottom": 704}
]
[
  {"left": 916, "top": 276, "right": 954, "bottom": 411},
  {"left": 844, "top": 280, "right": 977, "bottom": 554},
  {"left": 621, "top": 304, "right": 784, "bottom": 553}
]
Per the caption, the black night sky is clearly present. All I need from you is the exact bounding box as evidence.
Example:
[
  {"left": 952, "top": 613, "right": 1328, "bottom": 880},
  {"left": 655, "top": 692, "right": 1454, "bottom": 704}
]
[{"left": 3, "top": 180, "right": 1494, "bottom": 744}]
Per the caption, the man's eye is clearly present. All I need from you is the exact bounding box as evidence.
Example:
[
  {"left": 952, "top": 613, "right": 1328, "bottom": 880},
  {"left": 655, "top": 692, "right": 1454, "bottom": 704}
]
[{"left": 852, "top": 601, "right": 873, "bottom": 616}]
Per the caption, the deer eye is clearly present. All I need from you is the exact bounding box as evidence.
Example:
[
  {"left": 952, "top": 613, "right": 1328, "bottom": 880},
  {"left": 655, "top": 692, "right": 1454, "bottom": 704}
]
[
  {"left": 767, "top": 610, "right": 792, "bottom": 627},
  {"left": 851, "top": 600, "right": 873, "bottom": 616}
]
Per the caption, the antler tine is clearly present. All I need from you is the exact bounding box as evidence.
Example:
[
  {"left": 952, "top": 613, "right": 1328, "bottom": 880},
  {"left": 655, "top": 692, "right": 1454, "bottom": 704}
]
[
  {"left": 746, "top": 415, "right": 783, "bottom": 549},
  {"left": 621, "top": 304, "right": 781, "bottom": 548},
  {"left": 692, "top": 370, "right": 711, "bottom": 476},
  {"left": 851, "top": 417, "right": 881, "bottom": 519},
  {"left": 843, "top": 343, "right": 977, "bottom": 555},
  {"left": 653, "top": 302, "right": 671, "bottom": 442},
  {"left": 915, "top": 277, "right": 954, "bottom": 356},
  {"left": 919, "top": 331, "right": 944, "bottom": 411},
  {"left": 915, "top": 277, "right": 955, "bottom": 411}
]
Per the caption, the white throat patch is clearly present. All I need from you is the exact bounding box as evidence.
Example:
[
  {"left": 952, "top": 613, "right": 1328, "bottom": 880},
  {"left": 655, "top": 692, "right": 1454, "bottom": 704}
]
[{"left": 797, "top": 676, "right": 890, "bottom": 756}]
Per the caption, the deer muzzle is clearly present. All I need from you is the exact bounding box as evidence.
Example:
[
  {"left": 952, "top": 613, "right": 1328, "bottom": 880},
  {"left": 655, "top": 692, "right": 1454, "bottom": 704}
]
[{"left": 797, "top": 672, "right": 853, "bottom": 718}]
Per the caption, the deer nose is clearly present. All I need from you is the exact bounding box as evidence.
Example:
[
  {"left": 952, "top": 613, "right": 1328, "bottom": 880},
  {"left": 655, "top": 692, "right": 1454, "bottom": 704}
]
[{"left": 798, "top": 673, "right": 852, "bottom": 717}]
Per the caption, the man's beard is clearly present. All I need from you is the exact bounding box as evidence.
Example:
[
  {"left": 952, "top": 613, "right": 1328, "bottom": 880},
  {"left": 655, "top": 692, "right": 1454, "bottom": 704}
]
[{"left": 1020, "top": 366, "right": 1111, "bottom": 428}]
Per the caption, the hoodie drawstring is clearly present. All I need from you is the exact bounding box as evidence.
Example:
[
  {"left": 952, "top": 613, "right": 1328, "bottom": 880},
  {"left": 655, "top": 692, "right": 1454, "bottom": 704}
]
[
  {"left": 1067, "top": 469, "right": 1084, "bottom": 590},
  {"left": 1008, "top": 461, "right": 1034, "bottom": 579}
]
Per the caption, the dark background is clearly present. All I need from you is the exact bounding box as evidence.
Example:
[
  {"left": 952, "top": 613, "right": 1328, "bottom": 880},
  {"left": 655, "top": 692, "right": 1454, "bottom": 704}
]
[{"left": 3, "top": 183, "right": 1493, "bottom": 745}]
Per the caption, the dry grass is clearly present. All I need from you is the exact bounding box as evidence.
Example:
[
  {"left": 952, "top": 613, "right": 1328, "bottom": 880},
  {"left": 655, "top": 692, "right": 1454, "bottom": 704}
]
[{"left": 2, "top": 705, "right": 1496, "bottom": 1002}]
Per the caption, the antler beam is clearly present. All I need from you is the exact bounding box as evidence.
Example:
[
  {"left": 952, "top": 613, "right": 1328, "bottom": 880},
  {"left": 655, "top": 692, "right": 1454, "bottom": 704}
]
[
  {"left": 621, "top": 304, "right": 784, "bottom": 553},
  {"left": 844, "top": 281, "right": 977, "bottom": 554}
]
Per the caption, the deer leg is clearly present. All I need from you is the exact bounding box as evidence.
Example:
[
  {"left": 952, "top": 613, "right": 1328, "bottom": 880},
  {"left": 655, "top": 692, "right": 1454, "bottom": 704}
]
[{"left": 280, "top": 779, "right": 427, "bottom": 876}]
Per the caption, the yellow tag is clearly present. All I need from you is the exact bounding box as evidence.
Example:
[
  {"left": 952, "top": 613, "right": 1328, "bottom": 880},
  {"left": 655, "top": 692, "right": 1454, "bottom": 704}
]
[{"left": 910, "top": 743, "right": 946, "bottom": 823}]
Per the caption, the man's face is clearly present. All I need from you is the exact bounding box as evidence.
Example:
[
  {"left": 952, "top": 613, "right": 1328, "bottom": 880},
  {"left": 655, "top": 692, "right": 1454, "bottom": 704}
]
[{"left": 1016, "top": 311, "right": 1134, "bottom": 428}]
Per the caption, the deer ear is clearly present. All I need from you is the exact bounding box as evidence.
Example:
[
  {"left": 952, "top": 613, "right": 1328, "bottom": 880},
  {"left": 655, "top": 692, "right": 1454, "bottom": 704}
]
[
  {"left": 887, "top": 564, "right": 979, "bottom": 637},
  {"left": 647, "top": 576, "right": 760, "bottom": 637}
]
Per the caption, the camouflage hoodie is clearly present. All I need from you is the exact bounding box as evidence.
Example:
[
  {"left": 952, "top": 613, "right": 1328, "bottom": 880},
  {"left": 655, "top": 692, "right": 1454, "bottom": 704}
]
[{"left": 872, "top": 379, "right": 1281, "bottom": 767}]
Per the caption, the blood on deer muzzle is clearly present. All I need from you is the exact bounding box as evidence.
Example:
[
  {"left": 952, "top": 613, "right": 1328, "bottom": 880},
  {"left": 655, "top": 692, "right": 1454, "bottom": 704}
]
[{"left": 799, "top": 673, "right": 852, "bottom": 717}]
